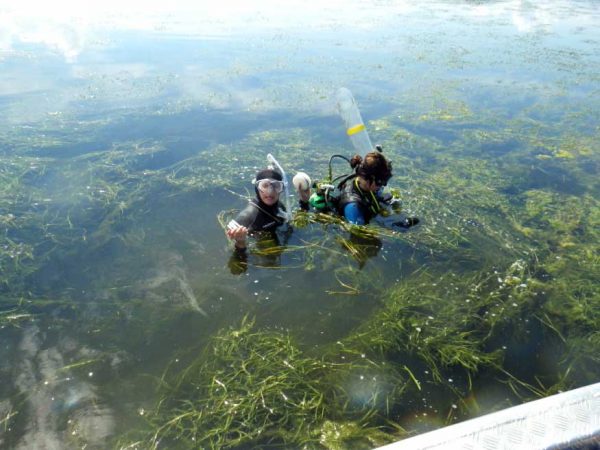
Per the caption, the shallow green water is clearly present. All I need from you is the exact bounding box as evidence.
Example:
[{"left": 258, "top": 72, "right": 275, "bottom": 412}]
[{"left": 1, "top": 1, "right": 599, "bottom": 448}]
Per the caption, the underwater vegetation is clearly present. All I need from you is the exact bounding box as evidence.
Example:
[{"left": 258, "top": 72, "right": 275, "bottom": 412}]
[
  {"left": 1, "top": 92, "right": 599, "bottom": 448},
  {"left": 1, "top": 96, "right": 598, "bottom": 448},
  {"left": 121, "top": 316, "right": 404, "bottom": 449},
  {"left": 122, "top": 244, "right": 597, "bottom": 448},
  {"left": 116, "top": 100, "right": 598, "bottom": 447},
  {"left": 2, "top": 5, "right": 599, "bottom": 444}
]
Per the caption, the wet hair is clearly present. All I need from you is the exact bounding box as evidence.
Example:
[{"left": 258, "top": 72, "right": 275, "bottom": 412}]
[
  {"left": 350, "top": 151, "right": 393, "bottom": 186},
  {"left": 255, "top": 168, "right": 283, "bottom": 182}
]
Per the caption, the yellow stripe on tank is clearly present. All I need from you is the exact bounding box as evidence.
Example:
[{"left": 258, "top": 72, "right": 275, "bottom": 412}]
[{"left": 346, "top": 124, "right": 365, "bottom": 136}]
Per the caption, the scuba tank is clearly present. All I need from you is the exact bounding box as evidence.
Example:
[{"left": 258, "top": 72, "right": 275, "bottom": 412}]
[
  {"left": 336, "top": 87, "right": 373, "bottom": 157},
  {"left": 309, "top": 182, "right": 338, "bottom": 212},
  {"left": 306, "top": 88, "right": 369, "bottom": 212}
]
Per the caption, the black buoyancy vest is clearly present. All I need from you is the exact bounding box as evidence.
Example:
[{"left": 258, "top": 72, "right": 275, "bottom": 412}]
[{"left": 337, "top": 178, "right": 379, "bottom": 224}]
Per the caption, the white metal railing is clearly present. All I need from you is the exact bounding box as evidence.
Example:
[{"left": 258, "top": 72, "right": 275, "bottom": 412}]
[{"left": 375, "top": 382, "right": 600, "bottom": 450}]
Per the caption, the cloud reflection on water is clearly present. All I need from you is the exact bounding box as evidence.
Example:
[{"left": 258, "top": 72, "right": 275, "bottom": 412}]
[{"left": 3, "top": 0, "right": 591, "bottom": 63}]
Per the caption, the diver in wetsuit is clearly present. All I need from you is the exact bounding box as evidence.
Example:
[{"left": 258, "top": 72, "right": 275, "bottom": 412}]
[
  {"left": 226, "top": 168, "right": 294, "bottom": 274},
  {"left": 226, "top": 168, "right": 287, "bottom": 251},
  {"left": 337, "top": 150, "right": 419, "bottom": 228}
]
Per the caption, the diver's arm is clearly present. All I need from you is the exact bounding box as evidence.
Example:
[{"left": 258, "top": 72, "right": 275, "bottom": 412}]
[
  {"left": 343, "top": 203, "right": 366, "bottom": 225},
  {"left": 227, "top": 203, "right": 257, "bottom": 250},
  {"left": 296, "top": 188, "right": 310, "bottom": 211},
  {"left": 227, "top": 245, "right": 248, "bottom": 274}
]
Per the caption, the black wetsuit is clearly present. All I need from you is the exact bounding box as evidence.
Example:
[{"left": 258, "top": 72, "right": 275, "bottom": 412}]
[
  {"left": 228, "top": 198, "right": 286, "bottom": 275},
  {"left": 234, "top": 198, "right": 286, "bottom": 233}
]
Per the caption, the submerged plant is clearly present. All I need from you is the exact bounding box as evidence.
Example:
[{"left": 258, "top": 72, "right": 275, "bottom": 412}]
[
  {"left": 342, "top": 272, "right": 506, "bottom": 387},
  {"left": 128, "top": 316, "right": 405, "bottom": 449},
  {"left": 2, "top": 22, "right": 599, "bottom": 447}
]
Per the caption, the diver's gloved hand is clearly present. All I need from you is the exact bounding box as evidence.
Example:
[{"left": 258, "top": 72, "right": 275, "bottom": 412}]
[{"left": 393, "top": 217, "right": 420, "bottom": 229}]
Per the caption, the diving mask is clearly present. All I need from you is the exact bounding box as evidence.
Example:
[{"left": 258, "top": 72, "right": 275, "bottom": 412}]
[{"left": 255, "top": 178, "right": 284, "bottom": 193}]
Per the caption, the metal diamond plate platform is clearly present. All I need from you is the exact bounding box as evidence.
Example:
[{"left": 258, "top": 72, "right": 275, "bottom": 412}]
[{"left": 376, "top": 382, "right": 600, "bottom": 450}]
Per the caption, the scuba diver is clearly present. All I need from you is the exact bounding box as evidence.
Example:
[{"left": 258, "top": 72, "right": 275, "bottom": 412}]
[
  {"left": 301, "top": 88, "right": 420, "bottom": 229},
  {"left": 307, "top": 146, "right": 420, "bottom": 228},
  {"left": 337, "top": 149, "right": 419, "bottom": 227},
  {"left": 300, "top": 146, "right": 418, "bottom": 268}
]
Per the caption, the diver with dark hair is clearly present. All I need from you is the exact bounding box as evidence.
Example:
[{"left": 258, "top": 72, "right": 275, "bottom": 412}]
[
  {"left": 339, "top": 150, "right": 418, "bottom": 227},
  {"left": 338, "top": 151, "right": 391, "bottom": 225},
  {"left": 328, "top": 87, "right": 420, "bottom": 228},
  {"left": 307, "top": 146, "right": 419, "bottom": 228},
  {"left": 226, "top": 168, "right": 287, "bottom": 252},
  {"left": 226, "top": 165, "right": 305, "bottom": 274}
]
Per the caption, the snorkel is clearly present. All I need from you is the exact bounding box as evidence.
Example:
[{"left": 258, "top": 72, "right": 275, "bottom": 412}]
[{"left": 266, "top": 153, "right": 291, "bottom": 222}]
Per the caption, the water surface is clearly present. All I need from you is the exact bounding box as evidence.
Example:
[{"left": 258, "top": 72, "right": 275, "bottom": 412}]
[{"left": 1, "top": 1, "right": 599, "bottom": 448}]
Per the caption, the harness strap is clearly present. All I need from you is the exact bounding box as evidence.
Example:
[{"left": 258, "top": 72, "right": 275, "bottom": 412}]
[{"left": 354, "top": 178, "right": 381, "bottom": 215}]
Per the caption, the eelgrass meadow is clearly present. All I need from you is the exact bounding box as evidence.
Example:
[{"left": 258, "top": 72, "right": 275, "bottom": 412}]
[{"left": 1, "top": 1, "right": 598, "bottom": 448}]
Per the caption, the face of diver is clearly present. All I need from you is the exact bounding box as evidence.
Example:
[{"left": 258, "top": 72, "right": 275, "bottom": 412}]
[
  {"left": 259, "top": 188, "right": 279, "bottom": 205},
  {"left": 368, "top": 179, "right": 382, "bottom": 192},
  {"left": 256, "top": 179, "right": 282, "bottom": 205},
  {"left": 359, "top": 176, "right": 382, "bottom": 193}
]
